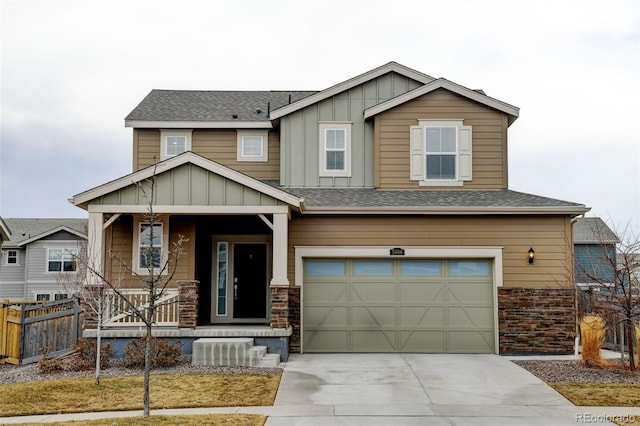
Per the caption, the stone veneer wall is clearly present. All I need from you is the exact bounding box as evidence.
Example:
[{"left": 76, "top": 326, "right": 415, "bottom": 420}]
[
  {"left": 270, "top": 286, "right": 290, "bottom": 329},
  {"left": 288, "top": 287, "right": 301, "bottom": 352},
  {"left": 498, "top": 287, "right": 576, "bottom": 354},
  {"left": 178, "top": 280, "right": 199, "bottom": 329}
]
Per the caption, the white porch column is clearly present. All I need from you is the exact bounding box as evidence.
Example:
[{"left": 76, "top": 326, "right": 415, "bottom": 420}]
[
  {"left": 270, "top": 212, "right": 289, "bottom": 286},
  {"left": 87, "top": 211, "right": 104, "bottom": 284}
]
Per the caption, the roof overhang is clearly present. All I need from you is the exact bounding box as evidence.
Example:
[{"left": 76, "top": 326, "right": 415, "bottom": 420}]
[
  {"left": 299, "top": 206, "right": 590, "bottom": 215},
  {"left": 70, "top": 152, "right": 303, "bottom": 210},
  {"left": 125, "top": 120, "right": 273, "bottom": 129},
  {"left": 17, "top": 225, "right": 87, "bottom": 247},
  {"left": 0, "top": 218, "right": 11, "bottom": 242},
  {"left": 364, "top": 78, "right": 520, "bottom": 125},
  {"left": 269, "top": 62, "right": 436, "bottom": 120}
]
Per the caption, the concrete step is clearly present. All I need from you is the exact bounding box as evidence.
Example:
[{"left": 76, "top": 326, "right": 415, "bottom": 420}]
[{"left": 191, "top": 338, "right": 279, "bottom": 367}]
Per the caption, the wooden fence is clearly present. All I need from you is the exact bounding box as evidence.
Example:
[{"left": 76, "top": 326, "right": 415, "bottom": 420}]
[{"left": 0, "top": 298, "right": 81, "bottom": 365}]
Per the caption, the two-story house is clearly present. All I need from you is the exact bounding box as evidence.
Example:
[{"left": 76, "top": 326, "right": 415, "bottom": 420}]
[
  {"left": 71, "top": 62, "right": 589, "bottom": 358},
  {"left": 574, "top": 217, "right": 619, "bottom": 287},
  {"left": 0, "top": 218, "right": 87, "bottom": 301}
]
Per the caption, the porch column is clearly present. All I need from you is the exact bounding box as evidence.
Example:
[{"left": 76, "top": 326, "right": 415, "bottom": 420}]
[
  {"left": 87, "top": 211, "right": 104, "bottom": 283},
  {"left": 270, "top": 212, "right": 289, "bottom": 287}
]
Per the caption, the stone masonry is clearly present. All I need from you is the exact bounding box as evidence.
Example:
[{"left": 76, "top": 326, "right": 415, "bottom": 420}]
[
  {"left": 178, "top": 280, "right": 199, "bottom": 329},
  {"left": 498, "top": 287, "right": 576, "bottom": 354},
  {"left": 288, "top": 286, "right": 301, "bottom": 352},
  {"left": 270, "top": 286, "right": 289, "bottom": 329}
]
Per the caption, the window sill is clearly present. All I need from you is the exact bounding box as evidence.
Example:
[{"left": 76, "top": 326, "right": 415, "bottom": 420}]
[{"left": 419, "top": 180, "right": 464, "bottom": 187}]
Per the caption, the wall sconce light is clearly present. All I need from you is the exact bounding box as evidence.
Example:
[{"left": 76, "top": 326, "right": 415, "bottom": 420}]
[{"left": 528, "top": 247, "right": 535, "bottom": 264}]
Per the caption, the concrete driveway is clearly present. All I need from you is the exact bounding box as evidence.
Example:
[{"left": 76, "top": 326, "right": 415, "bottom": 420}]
[{"left": 266, "top": 353, "right": 626, "bottom": 425}]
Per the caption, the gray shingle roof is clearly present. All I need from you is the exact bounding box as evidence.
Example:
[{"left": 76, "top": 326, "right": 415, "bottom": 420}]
[
  {"left": 272, "top": 186, "right": 587, "bottom": 211},
  {"left": 573, "top": 217, "right": 619, "bottom": 244},
  {"left": 1, "top": 218, "right": 88, "bottom": 247},
  {"left": 125, "top": 90, "right": 319, "bottom": 122}
]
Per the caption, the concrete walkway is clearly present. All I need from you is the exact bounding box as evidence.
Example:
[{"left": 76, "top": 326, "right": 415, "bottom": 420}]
[{"left": 1, "top": 353, "right": 640, "bottom": 425}]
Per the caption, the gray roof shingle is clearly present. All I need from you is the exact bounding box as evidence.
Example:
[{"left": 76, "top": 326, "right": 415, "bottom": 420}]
[
  {"left": 125, "top": 90, "right": 319, "bottom": 122},
  {"left": 573, "top": 217, "right": 619, "bottom": 244},
  {"left": 1, "top": 219, "right": 88, "bottom": 247}
]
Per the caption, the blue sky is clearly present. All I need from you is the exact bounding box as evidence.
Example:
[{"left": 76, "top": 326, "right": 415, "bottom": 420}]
[{"left": 1, "top": 0, "right": 639, "bottom": 234}]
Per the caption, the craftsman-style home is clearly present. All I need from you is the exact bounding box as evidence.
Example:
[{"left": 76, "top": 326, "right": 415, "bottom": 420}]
[{"left": 71, "top": 62, "right": 588, "bottom": 361}]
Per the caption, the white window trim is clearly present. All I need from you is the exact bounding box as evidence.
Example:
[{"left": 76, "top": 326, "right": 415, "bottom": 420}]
[
  {"left": 160, "top": 130, "right": 193, "bottom": 161},
  {"left": 45, "top": 247, "right": 78, "bottom": 274},
  {"left": 4, "top": 249, "right": 19, "bottom": 266},
  {"left": 133, "top": 216, "right": 169, "bottom": 275},
  {"left": 319, "top": 122, "right": 352, "bottom": 177},
  {"left": 410, "top": 119, "right": 472, "bottom": 187},
  {"left": 236, "top": 130, "right": 269, "bottom": 162}
]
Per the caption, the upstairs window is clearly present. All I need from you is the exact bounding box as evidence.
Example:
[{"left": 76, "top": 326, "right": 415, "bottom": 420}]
[
  {"left": 133, "top": 216, "right": 168, "bottom": 274},
  {"left": 237, "top": 130, "right": 269, "bottom": 162},
  {"left": 6, "top": 250, "right": 18, "bottom": 265},
  {"left": 47, "top": 248, "right": 77, "bottom": 272},
  {"left": 410, "top": 120, "right": 472, "bottom": 186},
  {"left": 160, "top": 130, "right": 192, "bottom": 160},
  {"left": 319, "top": 122, "right": 351, "bottom": 177}
]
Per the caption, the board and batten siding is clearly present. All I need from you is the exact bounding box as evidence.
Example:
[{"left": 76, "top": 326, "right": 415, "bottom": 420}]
[
  {"left": 134, "top": 129, "right": 281, "bottom": 181},
  {"left": 92, "top": 163, "right": 285, "bottom": 207},
  {"left": 280, "top": 72, "right": 423, "bottom": 188},
  {"left": 375, "top": 88, "right": 509, "bottom": 190},
  {"left": 288, "top": 215, "right": 574, "bottom": 289}
]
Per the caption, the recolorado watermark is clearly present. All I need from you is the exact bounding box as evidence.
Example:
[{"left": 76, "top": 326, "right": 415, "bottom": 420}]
[{"left": 576, "top": 413, "right": 636, "bottom": 423}]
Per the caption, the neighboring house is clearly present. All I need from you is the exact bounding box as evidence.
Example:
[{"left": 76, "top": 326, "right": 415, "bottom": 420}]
[
  {"left": 71, "top": 62, "right": 589, "bottom": 356},
  {"left": 0, "top": 218, "right": 87, "bottom": 301},
  {"left": 573, "top": 217, "right": 619, "bottom": 287}
]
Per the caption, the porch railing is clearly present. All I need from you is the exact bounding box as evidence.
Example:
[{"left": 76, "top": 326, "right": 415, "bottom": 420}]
[{"left": 103, "top": 289, "right": 180, "bottom": 327}]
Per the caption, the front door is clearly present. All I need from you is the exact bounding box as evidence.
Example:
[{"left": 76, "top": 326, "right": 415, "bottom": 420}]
[
  {"left": 233, "top": 243, "right": 267, "bottom": 319},
  {"left": 211, "top": 238, "right": 269, "bottom": 323}
]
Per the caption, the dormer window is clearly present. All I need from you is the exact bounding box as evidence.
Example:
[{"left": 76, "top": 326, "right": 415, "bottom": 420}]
[
  {"left": 160, "top": 130, "right": 192, "bottom": 160},
  {"left": 237, "top": 130, "right": 269, "bottom": 162},
  {"left": 410, "top": 120, "right": 472, "bottom": 186}
]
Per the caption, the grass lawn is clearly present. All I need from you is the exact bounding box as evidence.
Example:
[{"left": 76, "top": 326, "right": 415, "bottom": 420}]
[
  {"left": 13, "top": 414, "right": 266, "bottom": 426},
  {"left": 0, "top": 373, "right": 280, "bottom": 417}
]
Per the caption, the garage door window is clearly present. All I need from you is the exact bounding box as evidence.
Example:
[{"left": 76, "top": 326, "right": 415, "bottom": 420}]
[
  {"left": 306, "top": 260, "right": 345, "bottom": 276},
  {"left": 401, "top": 260, "right": 441, "bottom": 276},
  {"left": 353, "top": 260, "right": 393, "bottom": 275},
  {"left": 449, "top": 260, "right": 490, "bottom": 276}
]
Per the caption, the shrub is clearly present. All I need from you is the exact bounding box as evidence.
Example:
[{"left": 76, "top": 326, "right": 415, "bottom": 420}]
[
  {"left": 123, "top": 336, "right": 183, "bottom": 369},
  {"left": 66, "top": 338, "right": 115, "bottom": 371},
  {"left": 580, "top": 315, "right": 607, "bottom": 368},
  {"left": 37, "top": 347, "right": 64, "bottom": 374}
]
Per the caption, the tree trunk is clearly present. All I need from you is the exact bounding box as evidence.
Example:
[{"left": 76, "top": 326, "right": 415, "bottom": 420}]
[
  {"left": 95, "top": 310, "right": 102, "bottom": 385},
  {"left": 627, "top": 317, "right": 636, "bottom": 372},
  {"left": 143, "top": 321, "right": 152, "bottom": 417}
]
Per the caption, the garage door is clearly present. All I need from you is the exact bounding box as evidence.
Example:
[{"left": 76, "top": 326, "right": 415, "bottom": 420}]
[{"left": 303, "top": 259, "right": 494, "bottom": 353}]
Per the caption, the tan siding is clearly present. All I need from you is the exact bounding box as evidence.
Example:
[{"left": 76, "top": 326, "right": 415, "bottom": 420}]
[
  {"left": 376, "top": 88, "right": 508, "bottom": 190},
  {"left": 288, "top": 215, "right": 573, "bottom": 289},
  {"left": 105, "top": 215, "right": 195, "bottom": 289},
  {"left": 136, "top": 130, "right": 161, "bottom": 170}
]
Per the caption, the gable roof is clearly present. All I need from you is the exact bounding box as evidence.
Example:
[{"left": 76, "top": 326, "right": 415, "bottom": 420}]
[
  {"left": 269, "top": 62, "right": 436, "bottom": 120},
  {"left": 573, "top": 217, "right": 619, "bottom": 244},
  {"left": 363, "top": 78, "right": 520, "bottom": 125},
  {"left": 278, "top": 187, "right": 589, "bottom": 215},
  {"left": 71, "top": 151, "right": 303, "bottom": 210},
  {"left": 125, "top": 90, "right": 318, "bottom": 128},
  {"left": 1, "top": 218, "right": 87, "bottom": 248}
]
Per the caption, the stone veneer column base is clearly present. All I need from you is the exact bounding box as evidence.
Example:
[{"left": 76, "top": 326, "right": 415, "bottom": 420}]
[
  {"left": 270, "top": 286, "right": 290, "bottom": 329},
  {"left": 288, "top": 286, "right": 301, "bottom": 353},
  {"left": 498, "top": 287, "right": 576, "bottom": 354},
  {"left": 178, "top": 280, "right": 199, "bottom": 329}
]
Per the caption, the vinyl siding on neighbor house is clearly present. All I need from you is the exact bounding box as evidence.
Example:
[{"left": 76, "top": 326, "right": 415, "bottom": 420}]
[
  {"left": 134, "top": 129, "right": 281, "bottom": 180},
  {"left": 375, "top": 89, "right": 509, "bottom": 189},
  {"left": 280, "top": 72, "right": 423, "bottom": 188},
  {"left": 0, "top": 249, "right": 26, "bottom": 299},
  {"left": 288, "top": 215, "right": 574, "bottom": 289}
]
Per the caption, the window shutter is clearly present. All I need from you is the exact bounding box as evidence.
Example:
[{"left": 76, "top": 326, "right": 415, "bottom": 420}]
[
  {"left": 409, "top": 126, "right": 424, "bottom": 181},
  {"left": 458, "top": 126, "right": 472, "bottom": 181}
]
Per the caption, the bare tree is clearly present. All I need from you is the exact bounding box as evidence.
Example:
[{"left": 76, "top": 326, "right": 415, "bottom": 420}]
[
  {"left": 80, "top": 166, "right": 187, "bottom": 417},
  {"left": 575, "top": 218, "right": 640, "bottom": 371}
]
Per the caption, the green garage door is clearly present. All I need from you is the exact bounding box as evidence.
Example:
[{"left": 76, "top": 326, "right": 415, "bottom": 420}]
[{"left": 303, "top": 259, "right": 494, "bottom": 353}]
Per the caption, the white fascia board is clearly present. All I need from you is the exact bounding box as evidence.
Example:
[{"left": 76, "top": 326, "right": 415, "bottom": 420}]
[
  {"left": 87, "top": 205, "right": 291, "bottom": 214},
  {"left": 125, "top": 120, "right": 273, "bottom": 129},
  {"left": 0, "top": 218, "right": 11, "bottom": 241},
  {"left": 270, "top": 62, "right": 436, "bottom": 120},
  {"left": 17, "top": 226, "right": 87, "bottom": 247},
  {"left": 72, "top": 152, "right": 302, "bottom": 209},
  {"left": 364, "top": 78, "right": 520, "bottom": 122},
  {"left": 299, "top": 205, "right": 590, "bottom": 215}
]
